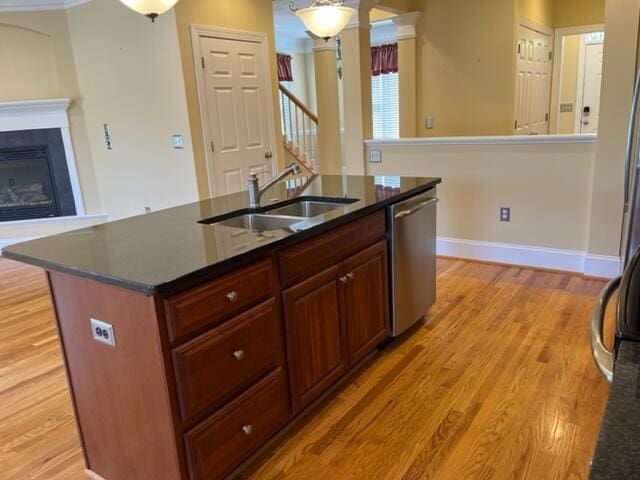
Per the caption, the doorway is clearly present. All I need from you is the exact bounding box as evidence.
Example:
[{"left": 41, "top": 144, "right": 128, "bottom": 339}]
[
  {"left": 550, "top": 26, "right": 605, "bottom": 135},
  {"left": 514, "top": 19, "right": 553, "bottom": 136},
  {"left": 191, "top": 26, "right": 278, "bottom": 196}
]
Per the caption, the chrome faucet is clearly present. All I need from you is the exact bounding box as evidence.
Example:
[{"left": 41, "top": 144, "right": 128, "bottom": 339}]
[{"left": 248, "top": 163, "right": 302, "bottom": 209}]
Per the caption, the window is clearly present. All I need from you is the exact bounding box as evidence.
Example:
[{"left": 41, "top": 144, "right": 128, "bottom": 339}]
[{"left": 371, "top": 72, "right": 399, "bottom": 139}]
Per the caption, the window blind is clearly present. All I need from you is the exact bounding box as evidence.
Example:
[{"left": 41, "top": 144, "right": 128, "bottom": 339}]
[{"left": 371, "top": 72, "right": 400, "bottom": 139}]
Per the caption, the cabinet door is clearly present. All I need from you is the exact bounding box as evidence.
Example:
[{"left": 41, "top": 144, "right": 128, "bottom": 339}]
[
  {"left": 341, "top": 241, "right": 389, "bottom": 366},
  {"left": 283, "top": 265, "right": 347, "bottom": 412}
]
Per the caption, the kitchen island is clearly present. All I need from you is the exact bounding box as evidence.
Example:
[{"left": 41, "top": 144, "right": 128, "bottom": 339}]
[{"left": 3, "top": 174, "right": 440, "bottom": 480}]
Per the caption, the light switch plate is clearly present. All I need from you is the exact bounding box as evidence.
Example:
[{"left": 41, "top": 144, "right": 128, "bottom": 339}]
[
  {"left": 560, "top": 103, "right": 574, "bottom": 113},
  {"left": 369, "top": 150, "right": 382, "bottom": 163},
  {"left": 172, "top": 134, "right": 184, "bottom": 149},
  {"left": 90, "top": 318, "right": 116, "bottom": 347}
]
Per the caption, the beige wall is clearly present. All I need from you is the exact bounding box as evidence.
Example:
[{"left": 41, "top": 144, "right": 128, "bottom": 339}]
[
  {"left": 415, "top": 0, "right": 516, "bottom": 137},
  {"left": 517, "top": 0, "right": 553, "bottom": 27},
  {"left": 558, "top": 34, "right": 580, "bottom": 134},
  {"left": 281, "top": 52, "right": 316, "bottom": 113},
  {"left": 66, "top": 0, "right": 198, "bottom": 220},
  {"left": 587, "top": 0, "right": 640, "bottom": 256},
  {"left": 366, "top": 139, "right": 596, "bottom": 251},
  {"left": 0, "top": 11, "right": 101, "bottom": 214},
  {"left": 554, "top": 0, "right": 605, "bottom": 28},
  {"left": 174, "top": 0, "right": 285, "bottom": 195}
]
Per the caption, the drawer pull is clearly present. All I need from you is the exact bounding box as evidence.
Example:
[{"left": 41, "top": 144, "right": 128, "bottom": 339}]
[
  {"left": 232, "top": 349, "right": 245, "bottom": 361},
  {"left": 226, "top": 291, "right": 238, "bottom": 302},
  {"left": 241, "top": 424, "right": 253, "bottom": 436},
  {"left": 339, "top": 272, "right": 355, "bottom": 284}
]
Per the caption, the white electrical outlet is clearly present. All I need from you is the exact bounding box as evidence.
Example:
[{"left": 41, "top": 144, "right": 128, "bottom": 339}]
[
  {"left": 425, "top": 116, "right": 434, "bottom": 129},
  {"left": 90, "top": 318, "right": 116, "bottom": 347},
  {"left": 369, "top": 150, "right": 382, "bottom": 163}
]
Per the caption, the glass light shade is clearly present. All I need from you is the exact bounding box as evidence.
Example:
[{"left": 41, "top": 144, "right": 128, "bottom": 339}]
[
  {"left": 118, "top": 0, "right": 178, "bottom": 17},
  {"left": 296, "top": 4, "right": 355, "bottom": 39}
]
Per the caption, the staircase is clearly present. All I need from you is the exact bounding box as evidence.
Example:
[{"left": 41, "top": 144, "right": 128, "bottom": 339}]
[{"left": 278, "top": 84, "right": 319, "bottom": 175}]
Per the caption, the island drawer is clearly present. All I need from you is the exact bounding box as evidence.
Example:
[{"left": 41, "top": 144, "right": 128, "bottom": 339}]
[
  {"left": 172, "top": 299, "right": 284, "bottom": 420},
  {"left": 279, "top": 210, "right": 386, "bottom": 286},
  {"left": 164, "top": 259, "right": 276, "bottom": 342},
  {"left": 184, "top": 368, "right": 290, "bottom": 480}
]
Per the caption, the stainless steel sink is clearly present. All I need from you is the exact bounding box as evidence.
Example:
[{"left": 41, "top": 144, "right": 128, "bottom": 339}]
[
  {"left": 216, "top": 213, "right": 301, "bottom": 231},
  {"left": 264, "top": 199, "right": 356, "bottom": 218}
]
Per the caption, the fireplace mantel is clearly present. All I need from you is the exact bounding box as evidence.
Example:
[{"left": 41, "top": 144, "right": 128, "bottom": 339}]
[{"left": 0, "top": 98, "right": 85, "bottom": 215}]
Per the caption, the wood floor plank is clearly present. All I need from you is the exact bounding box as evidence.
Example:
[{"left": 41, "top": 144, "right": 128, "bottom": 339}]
[{"left": 0, "top": 257, "right": 611, "bottom": 480}]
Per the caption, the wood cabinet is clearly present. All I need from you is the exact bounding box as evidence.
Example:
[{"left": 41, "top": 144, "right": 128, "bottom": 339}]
[
  {"left": 283, "top": 240, "right": 389, "bottom": 412},
  {"left": 46, "top": 211, "right": 390, "bottom": 480},
  {"left": 340, "top": 241, "right": 389, "bottom": 366},
  {"left": 283, "top": 265, "right": 347, "bottom": 412}
]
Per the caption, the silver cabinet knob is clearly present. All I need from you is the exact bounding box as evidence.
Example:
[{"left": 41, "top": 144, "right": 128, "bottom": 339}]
[
  {"left": 226, "top": 291, "right": 238, "bottom": 302},
  {"left": 339, "top": 275, "right": 348, "bottom": 284},
  {"left": 346, "top": 272, "right": 354, "bottom": 281},
  {"left": 242, "top": 424, "right": 253, "bottom": 435},
  {"left": 233, "top": 350, "right": 245, "bottom": 360}
]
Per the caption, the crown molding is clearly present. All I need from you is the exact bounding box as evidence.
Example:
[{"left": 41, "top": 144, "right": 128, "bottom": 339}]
[{"left": 0, "top": 0, "right": 91, "bottom": 12}]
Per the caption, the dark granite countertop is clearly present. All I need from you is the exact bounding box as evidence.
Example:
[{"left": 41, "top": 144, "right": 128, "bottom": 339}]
[
  {"left": 2, "top": 174, "right": 440, "bottom": 296},
  {"left": 590, "top": 340, "right": 640, "bottom": 479}
]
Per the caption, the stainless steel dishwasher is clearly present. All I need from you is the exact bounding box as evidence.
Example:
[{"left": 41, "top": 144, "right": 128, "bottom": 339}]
[{"left": 388, "top": 189, "right": 438, "bottom": 336}]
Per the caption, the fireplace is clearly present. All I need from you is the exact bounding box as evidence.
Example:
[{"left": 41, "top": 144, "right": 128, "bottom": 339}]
[{"left": 0, "top": 128, "right": 77, "bottom": 222}]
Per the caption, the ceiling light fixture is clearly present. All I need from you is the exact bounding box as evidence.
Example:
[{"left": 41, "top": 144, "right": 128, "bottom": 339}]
[
  {"left": 118, "top": 0, "right": 179, "bottom": 22},
  {"left": 289, "top": 0, "right": 355, "bottom": 40}
]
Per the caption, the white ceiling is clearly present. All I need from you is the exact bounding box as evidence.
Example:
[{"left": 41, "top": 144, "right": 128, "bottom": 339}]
[{"left": 0, "top": 0, "right": 91, "bottom": 11}]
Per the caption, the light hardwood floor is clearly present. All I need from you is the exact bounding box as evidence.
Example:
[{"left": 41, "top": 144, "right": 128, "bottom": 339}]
[{"left": 0, "top": 257, "right": 611, "bottom": 479}]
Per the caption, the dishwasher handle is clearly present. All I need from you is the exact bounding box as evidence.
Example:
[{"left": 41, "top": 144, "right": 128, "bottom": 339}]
[{"left": 394, "top": 198, "right": 439, "bottom": 220}]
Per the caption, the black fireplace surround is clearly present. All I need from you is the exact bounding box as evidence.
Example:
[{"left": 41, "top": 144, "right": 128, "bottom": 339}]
[{"left": 0, "top": 128, "right": 76, "bottom": 222}]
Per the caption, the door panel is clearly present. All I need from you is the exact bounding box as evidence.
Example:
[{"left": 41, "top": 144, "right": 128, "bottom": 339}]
[
  {"left": 580, "top": 42, "right": 603, "bottom": 134},
  {"left": 514, "top": 26, "right": 552, "bottom": 135},
  {"left": 283, "top": 265, "right": 347, "bottom": 412},
  {"left": 200, "top": 35, "right": 273, "bottom": 195},
  {"left": 341, "top": 241, "right": 389, "bottom": 365}
]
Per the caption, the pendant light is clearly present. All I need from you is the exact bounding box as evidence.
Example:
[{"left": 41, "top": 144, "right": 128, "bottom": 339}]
[
  {"left": 289, "top": 0, "right": 355, "bottom": 40},
  {"left": 118, "top": 0, "right": 179, "bottom": 22}
]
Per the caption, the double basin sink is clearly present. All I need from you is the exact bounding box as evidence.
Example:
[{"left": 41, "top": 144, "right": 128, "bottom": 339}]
[{"left": 201, "top": 197, "right": 359, "bottom": 232}]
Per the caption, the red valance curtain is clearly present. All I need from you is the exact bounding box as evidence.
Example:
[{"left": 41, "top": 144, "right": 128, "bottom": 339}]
[
  {"left": 277, "top": 53, "right": 293, "bottom": 82},
  {"left": 371, "top": 43, "right": 398, "bottom": 76}
]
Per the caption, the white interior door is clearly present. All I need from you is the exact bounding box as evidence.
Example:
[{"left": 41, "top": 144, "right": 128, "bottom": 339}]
[
  {"left": 199, "top": 35, "right": 274, "bottom": 195},
  {"left": 514, "top": 25, "right": 552, "bottom": 135},
  {"left": 579, "top": 42, "right": 604, "bottom": 134}
]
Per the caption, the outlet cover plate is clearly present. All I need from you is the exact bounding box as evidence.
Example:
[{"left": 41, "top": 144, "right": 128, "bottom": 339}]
[
  {"left": 90, "top": 318, "right": 116, "bottom": 347},
  {"left": 369, "top": 150, "right": 382, "bottom": 163},
  {"left": 500, "top": 207, "right": 511, "bottom": 222}
]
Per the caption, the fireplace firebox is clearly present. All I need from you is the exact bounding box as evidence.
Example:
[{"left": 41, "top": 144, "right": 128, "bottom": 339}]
[
  {"left": 0, "top": 146, "right": 59, "bottom": 221},
  {"left": 0, "top": 128, "right": 77, "bottom": 222}
]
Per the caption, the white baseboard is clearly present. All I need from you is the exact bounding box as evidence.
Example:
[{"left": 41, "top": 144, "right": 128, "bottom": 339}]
[
  {"left": 583, "top": 254, "right": 623, "bottom": 278},
  {"left": 436, "top": 236, "right": 621, "bottom": 279}
]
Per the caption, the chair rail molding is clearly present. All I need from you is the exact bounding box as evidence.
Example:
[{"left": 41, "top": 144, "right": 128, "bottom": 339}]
[
  {"left": 0, "top": 0, "right": 90, "bottom": 11},
  {"left": 366, "top": 134, "right": 598, "bottom": 147}
]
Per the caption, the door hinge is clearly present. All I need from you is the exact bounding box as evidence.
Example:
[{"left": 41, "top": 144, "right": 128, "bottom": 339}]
[
  {"left": 549, "top": 51, "right": 552, "bottom": 60},
  {"left": 545, "top": 113, "right": 549, "bottom": 122},
  {"left": 517, "top": 43, "right": 521, "bottom": 54},
  {"left": 514, "top": 120, "right": 518, "bottom": 130},
  {"left": 201, "top": 57, "right": 205, "bottom": 69},
  {"left": 210, "top": 141, "right": 215, "bottom": 153}
]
